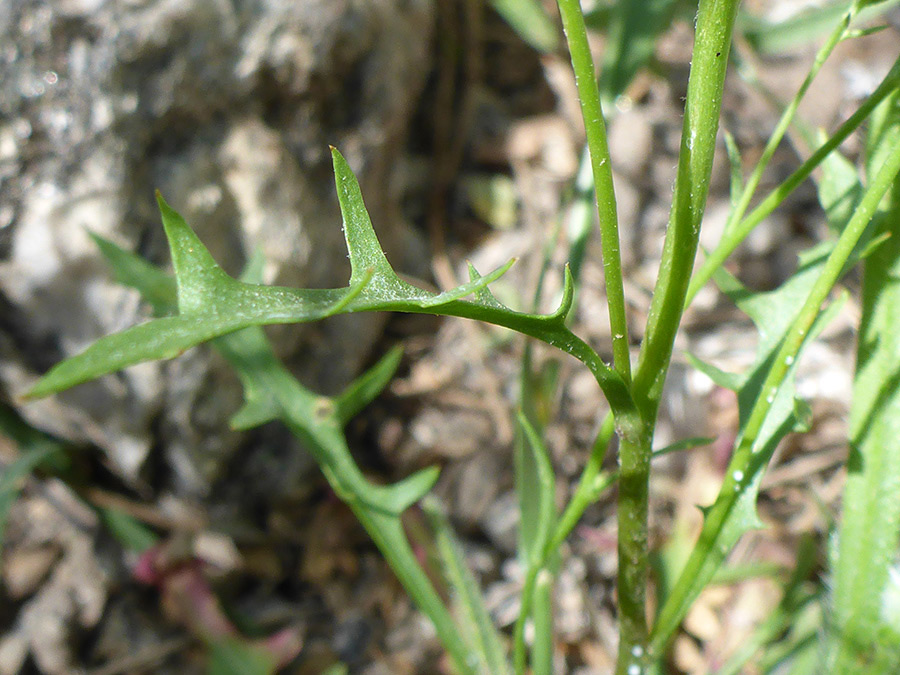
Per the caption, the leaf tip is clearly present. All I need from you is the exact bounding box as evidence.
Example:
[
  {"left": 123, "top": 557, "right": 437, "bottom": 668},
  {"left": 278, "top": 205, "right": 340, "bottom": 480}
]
[
  {"left": 553, "top": 264, "right": 575, "bottom": 320},
  {"left": 21, "top": 378, "right": 55, "bottom": 401},
  {"left": 466, "top": 261, "right": 481, "bottom": 281},
  {"left": 384, "top": 343, "right": 404, "bottom": 369},
  {"left": 154, "top": 191, "right": 178, "bottom": 221}
]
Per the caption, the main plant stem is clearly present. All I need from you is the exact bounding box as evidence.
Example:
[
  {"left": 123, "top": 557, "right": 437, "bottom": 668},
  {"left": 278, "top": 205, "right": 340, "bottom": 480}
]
[
  {"left": 614, "top": 430, "right": 652, "bottom": 669},
  {"left": 557, "top": 0, "right": 738, "bottom": 668},
  {"left": 625, "top": 0, "right": 739, "bottom": 668}
]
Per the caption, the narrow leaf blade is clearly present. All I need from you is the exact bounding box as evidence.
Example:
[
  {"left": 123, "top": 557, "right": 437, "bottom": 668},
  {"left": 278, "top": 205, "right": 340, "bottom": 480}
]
[{"left": 334, "top": 346, "right": 403, "bottom": 426}]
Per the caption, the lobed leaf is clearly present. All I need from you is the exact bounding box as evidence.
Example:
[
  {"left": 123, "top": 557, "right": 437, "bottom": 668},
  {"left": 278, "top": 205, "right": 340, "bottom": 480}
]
[
  {"left": 96, "top": 232, "right": 480, "bottom": 672},
  {"left": 25, "top": 286, "right": 360, "bottom": 399},
  {"left": 817, "top": 141, "right": 864, "bottom": 233},
  {"left": 88, "top": 232, "right": 438, "bottom": 517},
  {"left": 333, "top": 346, "right": 403, "bottom": 427},
  {"left": 214, "top": 327, "right": 436, "bottom": 516},
  {"left": 28, "top": 149, "right": 630, "bottom": 427},
  {"left": 693, "top": 260, "right": 844, "bottom": 443},
  {"left": 89, "top": 231, "right": 177, "bottom": 316}
]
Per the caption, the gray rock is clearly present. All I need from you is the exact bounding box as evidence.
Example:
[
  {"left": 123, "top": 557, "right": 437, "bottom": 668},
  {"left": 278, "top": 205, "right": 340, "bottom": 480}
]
[{"left": 0, "top": 0, "right": 434, "bottom": 494}]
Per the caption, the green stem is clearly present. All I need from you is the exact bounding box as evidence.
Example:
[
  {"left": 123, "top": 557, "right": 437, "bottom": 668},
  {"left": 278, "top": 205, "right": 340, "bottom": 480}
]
[
  {"left": 633, "top": 0, "right": 740, "bottom": 416},
  {"left": 556, "top": 0, "right": 631, "bottom": 382},
  {"left": 430, "top": 300, "right": 639, "bottom": 429},
  {"left": 513, "top": 565, "right": 545, "bottom": 673},
  {"left": 531, "top": 570, "right": 555, "bottom": 675},
  {"left": 652, "top": 126, "right": 900, "bottom": 655},
  {"left": 616, "top": 0, "right": 739, "bottom": 668},
  {"left": 686, "top": 52, "right": 900, "bottom": 305},
  {"left": 615, "top": 430, "right": 652, "bottom": 671}
]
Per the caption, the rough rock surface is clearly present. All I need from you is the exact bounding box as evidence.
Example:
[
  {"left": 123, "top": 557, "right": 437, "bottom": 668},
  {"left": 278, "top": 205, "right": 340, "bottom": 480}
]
[{"left": 0, "top": 0, "right": 434, "bottom": 494}]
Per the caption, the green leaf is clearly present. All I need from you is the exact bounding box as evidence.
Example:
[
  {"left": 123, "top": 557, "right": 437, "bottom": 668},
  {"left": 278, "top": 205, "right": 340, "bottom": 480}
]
[
  {"left": 29, "top": 148, "right": 630, "bottom": 428},
  {"left": 512, "top": 411, "right": 556, "bottom": 673},
  {"left": 530, "top": 569, "right": 554, "bottom": 675},
  {"left": 94, "top": 231, "right": 439, "bottom": 518},
  {"left": 211, "top": 314, "right": 472, "bottom": 673},
  {"left": 653, "top": 436, "right": 715, "bottom": 457},
  {"left": 228, "top": 384, "right": 280, "bottom": 432},
  {"left": 844, "top": 23, "right": 891, "bottom": 39},
  {"left": 691, "top": 261, "right": 844, "bottom": 440},
  {"left": 90, "top": 232, "right": 178, "bottom": 316},
  {"left": 816, "top": 142, "right": 864, "bottom": 233},
  {"left": 515, "top": 411, "right": 556, "bottom": 566},
  {"left": 98, "top": 507, "right": 158, "bottom": 553},
  {"left": 94, "top": 228, "right": 439, "bottom": 515},
  {"left": 423, "top": 497, "right": 511, "bottom": 675},
  {"left": 0, "top": 405, "right": 67, "bottom": 560},
  {"left": 195, "top": 265, "right": 474, "bottom": 671},
  {"left": 738, "top": 0, "right": 900, "bottom": 55},
  {"left": 487, "top": 0, "right": 558, "bottom": 53},
  {"left": 792, "top": 397, "right": 814, "bottom": 433},
  {"left": 684, "top": 352, "right": 744, "bottom": 392},
  {"left": 26, "top": 178, "right": 500, "bottom": 398},
  {"left": 723, "top": 130, "right": 745, "bottom": 210},
  {"left": 686, "top": 467, "right": 766, "bottom": 582},
  {"left": 207, "top": 638, "right": 278, "bottom": 675},
  {"left": 658, "top": 122, "right": 900, "bottom": 650},
  {"left": 738, "top": 1, "right": 851, "bottom": 54},
  {"left": 866, "top": 84, "right": 900, "bottom": 183},
  {"left": 91, "top": 234, "right": 285, "bottom": 432},
  {"left": 467, "top": 263, "right": 507, "bottom": 310},
  {"left": 214, "top": 325, "right": 438, "bottom": 517},
  {"left": 334, "top": 346, "right": 403, "bottom": 426},
  {"left": 656, "top": 250, "right": 847, "bottom": 649},
  {"left": 826, "top": 88, "right": 900, "bottom": 670},
  {"left": 25, "top": 286, "right": 360, "bottom": 400},
  {"left": 598, "top": 0, "right": 685, "bottom": 102}
]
